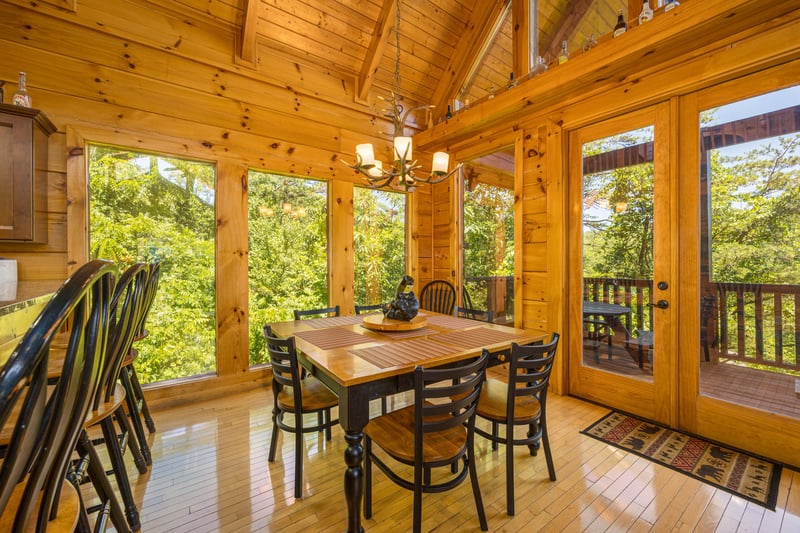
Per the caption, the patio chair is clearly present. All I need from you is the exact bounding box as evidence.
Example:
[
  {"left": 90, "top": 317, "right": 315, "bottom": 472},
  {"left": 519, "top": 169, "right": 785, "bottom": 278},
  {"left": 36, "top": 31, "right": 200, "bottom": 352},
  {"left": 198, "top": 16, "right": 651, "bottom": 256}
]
[
  {"left": 355, "top": 303, "right": 386, "bottom": 315},
  {"left": 456, "top": 306, "right": 494, "bottom": 323},
  {"left": 364, "top": 352, "right": 489, "bottom": 532},
  {"left": 474, "top": 333, "right": 559, "bottom": 515}
]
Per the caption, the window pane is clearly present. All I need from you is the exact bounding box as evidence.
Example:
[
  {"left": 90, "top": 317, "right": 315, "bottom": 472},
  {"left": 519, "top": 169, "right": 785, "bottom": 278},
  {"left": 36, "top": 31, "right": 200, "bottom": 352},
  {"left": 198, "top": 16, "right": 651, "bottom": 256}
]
[
  {"left": 700, "top": 85, "right": 800, "bottom": 418},
  {"left": 462, "top": 155, "right": 514, "bottom": 324},
  {"left": 88, "top": 144, "right": 216, "bottom": 384},
  {"left": 581, "top": 125, "right": 655, "bottom": 379},
  {"left": 353, "top": 187, "right": 406, "bottom": 306},
  {"left": 248, "top": 171, "right": 328, "bottom": 366}
]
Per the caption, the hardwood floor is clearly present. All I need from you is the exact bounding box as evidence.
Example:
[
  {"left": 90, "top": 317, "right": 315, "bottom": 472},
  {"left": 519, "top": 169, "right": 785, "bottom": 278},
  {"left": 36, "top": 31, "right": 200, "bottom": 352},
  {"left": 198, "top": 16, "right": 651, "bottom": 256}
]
[{"left": 95, "top": 385, "right": 800, "bottom": 532}]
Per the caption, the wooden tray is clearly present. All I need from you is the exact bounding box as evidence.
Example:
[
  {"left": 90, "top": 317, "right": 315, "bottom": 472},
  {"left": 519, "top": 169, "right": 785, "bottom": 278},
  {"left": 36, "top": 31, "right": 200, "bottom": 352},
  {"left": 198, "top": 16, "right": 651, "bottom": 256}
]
[{"left": 361, "top": 314, "right": 427, "bottom": 332}]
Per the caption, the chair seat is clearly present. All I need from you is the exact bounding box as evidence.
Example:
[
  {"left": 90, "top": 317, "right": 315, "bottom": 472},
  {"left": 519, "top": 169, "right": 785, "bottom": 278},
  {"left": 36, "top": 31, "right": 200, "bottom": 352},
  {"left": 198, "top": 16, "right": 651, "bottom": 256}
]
[
  {"left": 122, "top": 347, "right": 138, "bottom": 366},
  {"left": 0, "top": 477, "right": 81, "bottom": 532},
  {"left": 84, "top": 383, "right": 127, "bottom": 427},
  {"left": 365, "top": 404, "right": 466, "bottom": 464},
  {"left": 476, "top": 378, "right": 541, "bottom": 423},
  {"left": 276, "top": 377, "right": 338, "bottom": 412}
]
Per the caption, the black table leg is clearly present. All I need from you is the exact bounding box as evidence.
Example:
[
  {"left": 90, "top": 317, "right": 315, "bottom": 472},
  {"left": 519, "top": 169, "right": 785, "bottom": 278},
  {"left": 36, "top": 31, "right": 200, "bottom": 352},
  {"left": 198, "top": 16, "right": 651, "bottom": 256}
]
[{"left": 344, "top": 430, "right": 365, "bottom": 533}]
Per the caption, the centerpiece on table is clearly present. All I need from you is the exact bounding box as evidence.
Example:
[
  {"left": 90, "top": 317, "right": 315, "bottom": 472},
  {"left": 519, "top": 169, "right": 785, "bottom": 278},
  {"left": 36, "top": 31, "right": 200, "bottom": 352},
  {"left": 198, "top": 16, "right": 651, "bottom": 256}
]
[{"left": 361, "top": 275, "right": 427, "bottom": 331}]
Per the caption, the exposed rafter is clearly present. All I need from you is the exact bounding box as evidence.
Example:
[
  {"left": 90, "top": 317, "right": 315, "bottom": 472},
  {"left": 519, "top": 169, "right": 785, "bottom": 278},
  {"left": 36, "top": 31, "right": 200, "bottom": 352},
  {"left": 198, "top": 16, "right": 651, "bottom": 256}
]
[
  {"left": 357, "top": 0, "right": 397, "bottom": 102},
  {"left": 430, "top": 0, "right": 510, "bottom": 121},
  {"left": 542, "top": 0, "right": 593, "bottom": 62},
  {"left": 240, "top": 0, "right": 259, "bottom": 63}
]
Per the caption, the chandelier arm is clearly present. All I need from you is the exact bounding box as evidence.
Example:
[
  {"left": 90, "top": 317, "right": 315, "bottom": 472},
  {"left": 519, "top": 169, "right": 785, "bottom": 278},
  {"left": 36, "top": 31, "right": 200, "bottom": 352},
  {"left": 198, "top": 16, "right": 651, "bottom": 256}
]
[{"left": 412, "top": 163, "right": 464, "bottom": 185}]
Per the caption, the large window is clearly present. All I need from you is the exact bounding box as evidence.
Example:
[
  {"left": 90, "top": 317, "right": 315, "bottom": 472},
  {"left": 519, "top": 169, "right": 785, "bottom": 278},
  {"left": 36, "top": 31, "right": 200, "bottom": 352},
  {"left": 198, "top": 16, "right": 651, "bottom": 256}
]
[
  {"left": 247, "top": 171, "right": 328, "bottom": 366},
  {"left": 353, "top": 187, "right": 406, "bottom": 307},
  {"left": 88, "top": 144, "right": 216, "bottom": 384},
  {"left": 699, "top": 85, "right": 800, "bottom": 418}
]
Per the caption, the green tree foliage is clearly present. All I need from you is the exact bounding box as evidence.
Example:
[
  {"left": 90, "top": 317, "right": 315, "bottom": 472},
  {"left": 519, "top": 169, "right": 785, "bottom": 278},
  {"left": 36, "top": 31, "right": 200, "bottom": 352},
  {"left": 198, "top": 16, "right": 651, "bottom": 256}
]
[
  {"left": 248, "top": 172, "right": 328, "bottom": 365},
  {"left": 353, "top": 188, "right": 406, "bottom": 306},
  {"left": 88, "top": 145, "right": 217, "bottom": 384},
  {"left": 463, "top": 182, "right": 514, "bottom": 311},
  {"left": 710, "top": 134, "right": 800, "bottom": 284}
]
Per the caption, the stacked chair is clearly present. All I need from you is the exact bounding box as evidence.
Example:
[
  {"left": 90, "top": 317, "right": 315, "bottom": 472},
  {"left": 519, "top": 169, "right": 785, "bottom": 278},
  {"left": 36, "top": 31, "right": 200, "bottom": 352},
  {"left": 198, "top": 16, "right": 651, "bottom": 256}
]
[
  {"left": 120, "top": 261, "right": 161, "bottom": 466},
  {"left": 0, "top": 259, "right": 116, "bottom": 531}
]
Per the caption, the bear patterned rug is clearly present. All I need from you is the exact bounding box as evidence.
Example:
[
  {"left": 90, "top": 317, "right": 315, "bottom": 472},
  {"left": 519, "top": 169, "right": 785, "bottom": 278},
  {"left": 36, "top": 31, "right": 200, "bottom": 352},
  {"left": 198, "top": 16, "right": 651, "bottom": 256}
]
[{"left": 581, "top": 411, "right": 782, "bottom": 510}]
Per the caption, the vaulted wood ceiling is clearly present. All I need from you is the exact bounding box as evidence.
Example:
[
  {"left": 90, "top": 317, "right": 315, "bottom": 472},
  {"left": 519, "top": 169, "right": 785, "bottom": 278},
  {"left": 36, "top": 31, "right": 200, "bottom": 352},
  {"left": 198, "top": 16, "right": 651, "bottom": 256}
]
[{"left": 240, "top": 0, "right": 626, "bottom": 122}]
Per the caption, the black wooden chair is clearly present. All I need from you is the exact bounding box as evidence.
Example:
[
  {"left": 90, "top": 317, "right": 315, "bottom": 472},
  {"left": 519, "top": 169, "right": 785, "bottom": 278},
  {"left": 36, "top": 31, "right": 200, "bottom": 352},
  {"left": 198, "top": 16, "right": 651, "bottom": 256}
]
[
  {"left": 293, "top": 305, "right": 340, "bottom": 320},
  {"left": 364, "top": 352, "right": 489, "bottom": 533},
  {"left": 74, "top": 262, "right": 151, "bottom": 532},
  {"left": 355, "top": 303, "right": 385, "bottom": 315},
  {"left": 120, "top": 260, "right": 161, "bottom": 466},
  {"left": 474, "top": 333, "right": 559, "bottom": 516},
  {"left": 625, "top": 328, "right": 654, "bottom": 368},
  {"left": 0, "top": 259, "right": 115, "bottom": 532},
  {"left": 264, "top": 326, "right": 339, "bottom": 499},
  {"left": 456, "top": 306, "right": 494, "bottom": 323},
  {"left": 419, "top": 280, "right": 456, "bottom": 315}
]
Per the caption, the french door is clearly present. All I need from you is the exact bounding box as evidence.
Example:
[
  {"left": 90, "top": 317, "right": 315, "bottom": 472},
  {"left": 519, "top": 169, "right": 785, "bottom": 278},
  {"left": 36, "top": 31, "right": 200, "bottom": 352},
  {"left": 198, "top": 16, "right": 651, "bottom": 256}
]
[{"left": 568, "top": 102, "right": 679, "bottom": 426}]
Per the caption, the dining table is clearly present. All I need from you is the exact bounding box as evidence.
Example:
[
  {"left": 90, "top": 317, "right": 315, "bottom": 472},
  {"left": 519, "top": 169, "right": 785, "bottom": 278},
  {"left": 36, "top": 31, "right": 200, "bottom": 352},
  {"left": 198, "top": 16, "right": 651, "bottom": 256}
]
[{"left": 269, "top": 310, "right": 547, "bottom": 533}]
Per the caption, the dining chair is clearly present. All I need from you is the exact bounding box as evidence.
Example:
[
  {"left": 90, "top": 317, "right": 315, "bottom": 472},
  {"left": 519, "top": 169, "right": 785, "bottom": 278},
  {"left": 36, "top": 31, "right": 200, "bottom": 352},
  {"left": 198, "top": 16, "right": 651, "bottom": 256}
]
[
  {"left": 624, "top": 328, "right": 654, "bottom": 368},
  {"left": 474, "top": 333, "right": 559, "bottom": 516},
  {"left": 293, "top": 305, "right": 340, "bottom": 320},
  {"left": 355, "top": 303, "right": 386, "bottom": 315},
  {"left": 456, "top": 306, "right": 494, "bottom": 323},
  {"left": 73, "top": 262, "right": 151, "bottom": 532},
  {"left": 364, "top": 352, "right": 489, "bottom": 533},
  {"left": 419, "top": 279, "right": 456, "bottom": 315},
  {"left": 120, "top": 260, "right": 161, "bottom": 466},
  {"left": 263, "top": 326, "right": 339, "bottom": 499},
  {"left": 0, "top": 259, "right": 115, "bottom": 532}
]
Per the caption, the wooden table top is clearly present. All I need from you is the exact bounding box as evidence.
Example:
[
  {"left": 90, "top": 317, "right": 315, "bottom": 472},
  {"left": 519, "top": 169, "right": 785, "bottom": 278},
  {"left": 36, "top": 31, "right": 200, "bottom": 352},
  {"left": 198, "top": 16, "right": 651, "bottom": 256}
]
[{"left": 269, "top": 311, "right": 547, "bottom": 387}]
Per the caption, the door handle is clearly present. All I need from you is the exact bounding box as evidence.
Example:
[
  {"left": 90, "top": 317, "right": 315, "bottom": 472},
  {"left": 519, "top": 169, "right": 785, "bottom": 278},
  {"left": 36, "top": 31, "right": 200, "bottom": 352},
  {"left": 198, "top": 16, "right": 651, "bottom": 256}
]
[{"left": 649, "top": 300, "right": 669, "bottom": 309}]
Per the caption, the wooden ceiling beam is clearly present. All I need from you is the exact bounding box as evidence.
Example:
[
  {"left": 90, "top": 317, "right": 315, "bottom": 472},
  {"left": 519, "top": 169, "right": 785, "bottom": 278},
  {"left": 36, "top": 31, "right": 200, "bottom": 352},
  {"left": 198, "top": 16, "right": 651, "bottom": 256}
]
[
  {"left": 431, "top": 0, "right": 510, "bottom": 120},
  {"left": 240, "top": 0, "right": 259, "bottom": 63},
  {"left": 542, "top": 0, "right": 593, "bottom": 62},
  {"left": 512, "top": 0, "right": 533, "bottom": 80},
  {"left": 357, "top": 0, "right": 396, "bottom": 102}
]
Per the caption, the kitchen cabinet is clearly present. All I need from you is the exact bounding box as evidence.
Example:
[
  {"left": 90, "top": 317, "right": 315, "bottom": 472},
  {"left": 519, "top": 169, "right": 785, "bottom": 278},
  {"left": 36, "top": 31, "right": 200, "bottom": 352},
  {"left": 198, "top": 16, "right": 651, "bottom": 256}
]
[{"left": 0, "top": 103, "right": 56, "bottom": 242}]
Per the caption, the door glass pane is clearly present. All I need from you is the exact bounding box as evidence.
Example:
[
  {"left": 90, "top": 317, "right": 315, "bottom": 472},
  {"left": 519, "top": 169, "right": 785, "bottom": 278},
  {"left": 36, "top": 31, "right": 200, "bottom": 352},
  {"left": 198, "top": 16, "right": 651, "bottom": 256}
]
[
  {"left": 88, "top": 144, "right": 217, "bottom": 384},
  {"left": 582, "top": 126, "right": 655, "bottom": 380},
  {"left": 462, "top": 150, "right": 514, "bottom": 324},
  {"left": 247, "top": 171, "right": 328, "bottom": 366},
  {"left": 699, "top": 85, "right": 800, "bottom": 419},
  {"left": 353, "top": 187, "right": 406, "bottom": 307}
]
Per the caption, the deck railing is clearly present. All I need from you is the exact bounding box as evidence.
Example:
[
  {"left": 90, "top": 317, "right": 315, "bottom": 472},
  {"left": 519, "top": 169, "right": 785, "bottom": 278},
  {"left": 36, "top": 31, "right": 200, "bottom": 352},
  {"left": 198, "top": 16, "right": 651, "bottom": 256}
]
[{"left": 582, "top": 276, "right": 800, "bottom": 372}]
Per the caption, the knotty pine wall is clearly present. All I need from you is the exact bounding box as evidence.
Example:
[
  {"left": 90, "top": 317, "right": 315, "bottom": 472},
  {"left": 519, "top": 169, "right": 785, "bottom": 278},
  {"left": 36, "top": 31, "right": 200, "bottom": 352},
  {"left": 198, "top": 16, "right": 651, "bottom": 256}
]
[{"left": 0, "top": 0, "right": 434, "bottom": 404}]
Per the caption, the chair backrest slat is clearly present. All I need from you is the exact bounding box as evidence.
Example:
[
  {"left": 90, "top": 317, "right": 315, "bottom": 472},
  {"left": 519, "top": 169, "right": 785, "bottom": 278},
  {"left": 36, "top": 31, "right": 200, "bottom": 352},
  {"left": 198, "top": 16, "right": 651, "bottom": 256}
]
[
  {"left": 507, "top": 333, "right": 559, "bottom": 416},
  {"left": 293, "top": 305, "right": 340, "bottom": 320},
  {"left": 263, "top": 326, "right": 303, "bottom": 410}
]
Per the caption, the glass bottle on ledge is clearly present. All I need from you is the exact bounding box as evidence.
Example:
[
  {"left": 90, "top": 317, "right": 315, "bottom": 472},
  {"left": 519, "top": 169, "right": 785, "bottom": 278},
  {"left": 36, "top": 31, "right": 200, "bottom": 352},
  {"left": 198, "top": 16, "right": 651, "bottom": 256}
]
[
  {"left": 613, "top": 10, "right": 627, "bottom": 37},
  {"left": 12, "top": 71, "right": 32, "bottom": 108},
  {"left": 557, "top": 40, "right": 569, "bottom": 65},
  {"left": 638, "top": 1, "right": 654, "bottom": 25},
  {"left": 487, "top": 85, "right": 495, "bottom": 100},
  {"left": 445, "top": 104, "right": 453, "bottom": 122},
  {"left": 583, "top": 33, "right": 598, "bottom": 52},
  {"left": 506, "top": 72, "right": 517, "bottom": 90},
  {"left": 531, "top": 56, "right": 548, "bottom": 76},
  {"left": 664, "top": 0, "right": 679, "bottom": 12}
]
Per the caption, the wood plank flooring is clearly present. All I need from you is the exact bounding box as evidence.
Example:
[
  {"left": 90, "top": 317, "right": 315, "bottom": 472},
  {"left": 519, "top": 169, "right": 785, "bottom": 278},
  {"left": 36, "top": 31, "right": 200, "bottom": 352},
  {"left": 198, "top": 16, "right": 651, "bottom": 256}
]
[{"left": 96, "top": 386, "right": 800, "bottom": 532}]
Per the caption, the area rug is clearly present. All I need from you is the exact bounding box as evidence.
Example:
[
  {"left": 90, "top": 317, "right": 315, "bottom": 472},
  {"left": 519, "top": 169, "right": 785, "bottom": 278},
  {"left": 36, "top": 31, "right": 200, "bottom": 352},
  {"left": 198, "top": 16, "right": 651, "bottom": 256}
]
[{"left": 581, "top": 411, "right": 782, "bottom": 510}]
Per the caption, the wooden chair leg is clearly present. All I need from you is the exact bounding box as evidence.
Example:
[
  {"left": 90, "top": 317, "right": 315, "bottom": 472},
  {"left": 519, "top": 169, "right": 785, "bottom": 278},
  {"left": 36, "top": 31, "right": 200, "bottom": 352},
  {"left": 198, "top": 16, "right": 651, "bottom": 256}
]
[
  {"left": 268, "top": 411, "right": 279, "bottom": 462},
  {"left": 491, "top": 422, "right": 499, "bottom": 451},
  {"left": 77, "top": 430, "right": 131, "bottom": 533},
  {"left": 324, "top": 408, "right": 332, "bottom": 441},
  {"left": 115, "top": 408, "right": 148, "bottom": 475},
  {"left": 128, "top": 365, "right": 156, "bottom": 433}
]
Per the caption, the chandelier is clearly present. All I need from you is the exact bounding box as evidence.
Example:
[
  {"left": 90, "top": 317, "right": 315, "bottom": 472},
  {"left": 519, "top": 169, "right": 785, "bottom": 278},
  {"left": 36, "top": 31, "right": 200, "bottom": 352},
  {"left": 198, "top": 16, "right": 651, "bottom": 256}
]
[{"left": 344, "top": 0, "right": 460, "bottom": 191}]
